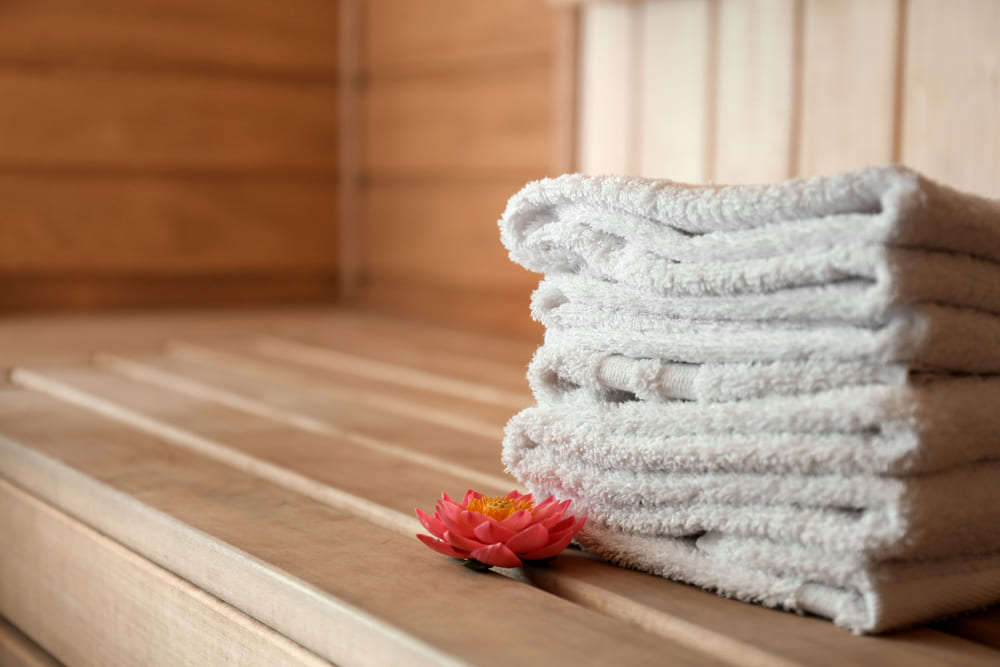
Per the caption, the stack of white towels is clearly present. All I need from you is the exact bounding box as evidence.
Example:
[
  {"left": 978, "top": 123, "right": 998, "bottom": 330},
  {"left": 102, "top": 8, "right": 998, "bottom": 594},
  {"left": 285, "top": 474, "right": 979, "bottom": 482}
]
[{"left": 498, "top": 165, "right": 1000, "bottom": 633}]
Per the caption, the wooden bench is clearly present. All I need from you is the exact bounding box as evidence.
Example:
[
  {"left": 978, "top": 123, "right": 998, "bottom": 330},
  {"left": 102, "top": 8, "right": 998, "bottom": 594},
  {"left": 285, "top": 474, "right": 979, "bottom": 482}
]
[{"left": 2, "top": 308, "right": 999, "bottom": 665}]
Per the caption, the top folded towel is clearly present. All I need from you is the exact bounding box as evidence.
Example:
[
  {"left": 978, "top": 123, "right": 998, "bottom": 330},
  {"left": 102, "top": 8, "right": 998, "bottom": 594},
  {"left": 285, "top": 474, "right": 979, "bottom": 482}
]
[{"left": 499, "top": 165, "right": 1000, "bottom": 285}]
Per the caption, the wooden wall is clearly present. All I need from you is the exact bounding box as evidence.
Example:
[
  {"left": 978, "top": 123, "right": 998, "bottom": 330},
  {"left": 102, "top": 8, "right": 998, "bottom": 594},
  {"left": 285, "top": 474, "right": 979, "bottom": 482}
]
[
  {"left": 347, "top": 0, "right": 568, "bottom": 338},
  {"left": 0, "top": 0, "right": 341, "bottom": 310},
  {"left": 576, "top": 0, "right": 1000, "bottom": 198}
]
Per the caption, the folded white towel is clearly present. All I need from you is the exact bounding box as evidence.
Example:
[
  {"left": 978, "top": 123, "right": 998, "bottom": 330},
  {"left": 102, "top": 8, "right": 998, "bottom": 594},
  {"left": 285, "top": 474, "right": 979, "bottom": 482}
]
[
  {"left": 533, "top": 253, "right": 1000, "bottom": 325},
  {"left": 540, "top": 304, "right": 1000, "bottom": 372},
  {"left": 506, "top": 445, "right": 1000, "bottom": 560},
  {"left": 528, "top": 339, "right": 909, "bottom": 404},
  {"left": 505, "top": 377, "right": 1000, "bottom": 475},
  {"left": 499, "top": 165, "right": 1000, "bottom": 283},
  {"left": 574, "top": 524, "right": 1000, "bottom": 634}
]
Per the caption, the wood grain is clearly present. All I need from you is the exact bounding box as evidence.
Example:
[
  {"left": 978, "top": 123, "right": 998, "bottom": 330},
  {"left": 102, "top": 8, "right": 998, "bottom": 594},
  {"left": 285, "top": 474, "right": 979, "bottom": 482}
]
[
  {"left": 251, "top": 336, "right": 531, "bottom": 409},
  {"left": 0, "top": 273, "right": 338, "bottom": 313},
  {"left": 363, "top": 66, "right": 554, "bottom": 177},
  {"left": 713, "top": 0, "right": 797, "bottom": 184},
  {"left": 363, "top": 0, "right": 555, "bottom": 76},
  {"left": 254, "top": 312, "right": 538, "bottom": 390},
  {"left": 0, "top": 616, "right": 61, "bottom": 667},
  {"left": 0, "top": 175, "right": 337, "bottom": 273},
  {"left": 0, "top": 389, "right": 718, "bottom": 666},
  {"left": 637, "top": 0, "right": 714, "bottom": 182},
  {"left": 69, "top": 353, "right": 513, "bottom": 487},
  {"left": 933, "top": 608, "right": 1000, "bottom": 651},
  {"left": 576, "top": 2, "right": 637, "bottom": 174},
  {"left": 0, "top": 0, "right": 338, "bottom": 77},
  {"left": 0, "top": 478, "right": 329, "bottom": 667},
  {"left": 362, "top": 180, "right": 536, "bottom": 288},
  {"left": 901, "top": 0, "right": 1000, "bottom": 197},
  {"left": 0, "top": 70, "right": 338, "bottom": 172},
  {"left": 794, "top": 0, "right": 899, "bottom": 177},
  {"left": 360, "top": 276, "right": 543, "bottom": 340}
]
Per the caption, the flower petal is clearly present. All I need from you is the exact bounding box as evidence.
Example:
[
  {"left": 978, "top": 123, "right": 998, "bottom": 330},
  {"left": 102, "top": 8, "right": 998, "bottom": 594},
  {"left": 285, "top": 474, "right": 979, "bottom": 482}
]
[
  {"left": 499, "top": 509, "right": 533, "bottom": 533},
  {"left": 462, "top": 489, "right": 483, "bottom": 505},
  {"left": 471, "top": 542, "right": 522, "bottom": 568},
  {"left": 460, "top": 510, "right": 490, "bottom": 527},
  {"left": 547, "top": 516, "right": 587, "bottom": 544},
  {"left": 504, "top": 523, "right": 549, "bottom": 554},
  {"left": 540, "top": 501, "right": 573, "bottom": 529},
  {"left": 473, "top": 519, "right": 516, "bottom": 544},
  {"left": 547, "top": 515, "right": 578, "bottom": 534},
  {"left": 439, "top": 502, "right": 476, "bottom": 536},
  {"left": 415, "top": 508, "right": 446, "bottom": 538},
  {"left": 444, "top": 529, "right": 485, "bottom": 553},
  {"left": 533, "top": 498, "right": 570, "bottom": 524},
  {"left": 417, "top": 533, "right": 467, "bottom": 559},
  {"left": 505, "top": 490, "right": 534, "bottom": 504},
  {"left": 521, "top": 534, "right": 576, "bottom": 561}
]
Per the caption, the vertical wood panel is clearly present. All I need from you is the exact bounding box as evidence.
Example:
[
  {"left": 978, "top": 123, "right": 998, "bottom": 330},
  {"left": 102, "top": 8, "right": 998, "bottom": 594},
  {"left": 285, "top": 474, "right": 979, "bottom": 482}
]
[
  {"left": 713, "top": 0, "right": 797, "bottom": 184},
  {"left": 637, "top": 0, "right": 713, "bottom": 182},
  {"left": 901, "top": 0, "right": 1000, "bottom": 197},
  {"left": 797, "top": 0, "right": 899, "bottom": 177},
  {"left": 577, "top": 2, "right": 637, "bottom": 174}
]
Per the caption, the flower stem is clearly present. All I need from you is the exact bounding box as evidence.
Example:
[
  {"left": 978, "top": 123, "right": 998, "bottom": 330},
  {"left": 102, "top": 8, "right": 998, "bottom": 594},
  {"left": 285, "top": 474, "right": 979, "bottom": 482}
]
[{"left": 461, "top": 559, "right": 493, "bottom": 572}]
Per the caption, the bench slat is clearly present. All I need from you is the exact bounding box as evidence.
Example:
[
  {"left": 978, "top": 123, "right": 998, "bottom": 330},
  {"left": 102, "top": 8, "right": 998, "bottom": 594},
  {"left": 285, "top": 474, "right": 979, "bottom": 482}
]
[
  {"left": 0, "top": 388, "right": 717, "bottom": 666},
  {"left": 0, "top": 479, "right": 329, "bottom": 667}
]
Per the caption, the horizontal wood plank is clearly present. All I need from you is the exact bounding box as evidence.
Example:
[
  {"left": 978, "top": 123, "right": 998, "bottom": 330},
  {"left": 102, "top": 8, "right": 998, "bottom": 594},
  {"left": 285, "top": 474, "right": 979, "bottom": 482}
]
[
  {"left": 0, "top": 273, "right": 338, "bottom": 313},
  {"left": 0, "top": 0, "right": 338, "bottom": 76},
  {"left": 0, "top": 616, "right": 61, "bottom": 667},
  {"left": 363, "top": 180, "right": 537, "bottom": 290},
  {"left": 360, "top": 275, "right": 543, "bottom": 340},
  {"left": 0, "top": 175, "right": 336, "bottom": 273},
  {"left": 76, "top": 353, "right": 511, "bottom": 488},
  {"left": 362, "top": 66, "right": 553, "bottom": 176},
  {"left": 0, "top": 388, "right": 716, "bottom": 666},
  {"left": 0, "top": 71, "right": 337, "bottom": 172},
  {"left": 363, "top": 0, "right": 555, "bottom": 75},
  {"left": 0, "top": 478, "right": 328, "bottom": 667},
  {"left": 170, "top": 338, "right": 527, "bottom": 417},
  {"left": 250, "top": 336, "right": 531, "bottom": 407}
]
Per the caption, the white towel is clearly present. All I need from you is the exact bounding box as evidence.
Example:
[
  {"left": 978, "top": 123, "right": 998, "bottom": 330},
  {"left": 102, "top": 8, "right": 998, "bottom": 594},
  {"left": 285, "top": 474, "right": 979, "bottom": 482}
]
[
  {"left": 539, "top": 305, "right": 1000, "bottom": 372},
  {"left": 528, "top": 339, "right": 910, "bottom": 404},
  {"left": 574, "top": 524, "right": 1000, "bottom": 634},
  {"left": 505, "top": 444, "right": 1000, "bottom": 560},
  {"left": 505, "top": 377, "right": 1000, "bottom": 475},
  {"left": 499, "top": 165, "right": 1000, "bottom": 284},
  {"left": 533, "top": 260, "right": 1000, "bottom": 326}
]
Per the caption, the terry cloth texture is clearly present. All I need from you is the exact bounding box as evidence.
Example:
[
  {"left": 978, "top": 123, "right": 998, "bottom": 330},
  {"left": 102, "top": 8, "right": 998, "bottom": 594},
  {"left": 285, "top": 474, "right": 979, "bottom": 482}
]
[{"left": 498, "top": 165, "right": 1000, "bottom": 633}]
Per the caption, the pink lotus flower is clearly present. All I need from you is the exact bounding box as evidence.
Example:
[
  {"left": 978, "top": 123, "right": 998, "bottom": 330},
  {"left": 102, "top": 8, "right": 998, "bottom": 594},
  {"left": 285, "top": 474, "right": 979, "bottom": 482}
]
[{"left": 415, "top": 489, "right": 586, "bottom": 569}]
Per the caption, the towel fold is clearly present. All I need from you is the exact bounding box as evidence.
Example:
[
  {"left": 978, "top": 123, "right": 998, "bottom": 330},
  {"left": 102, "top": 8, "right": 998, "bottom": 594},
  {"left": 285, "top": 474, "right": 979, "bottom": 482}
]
[
  {"left": 500, "top": 165, "right": 1000, "bottom": 279},
  {"left": 540, "top": 305, "right": 1000, "bottom": 372},
  {"left": 533, "top": 257, "right": 1000, "bottom": 325},
  {"left": 528, "top": 339, "right": 909, "bottom": 404},
  {"left": 505, "top": 440, "right": 1000, "bottom": 559},
  {"left": 505, "top": 375, "right": 1000, "bottom": 476},
  {"left": 575, "top": 524, "right": 1000, "bottom": 634}
]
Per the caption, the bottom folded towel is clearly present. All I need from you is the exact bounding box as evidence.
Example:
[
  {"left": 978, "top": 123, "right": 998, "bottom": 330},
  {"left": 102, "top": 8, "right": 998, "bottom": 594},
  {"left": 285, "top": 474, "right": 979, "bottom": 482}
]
[{"left": 576, "top": 523, "right": 1000, "bottom": 633}]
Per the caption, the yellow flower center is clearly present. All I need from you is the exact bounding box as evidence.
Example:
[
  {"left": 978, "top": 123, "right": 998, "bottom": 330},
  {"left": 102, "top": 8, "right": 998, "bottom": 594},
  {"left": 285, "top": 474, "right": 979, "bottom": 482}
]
[{"left": 466, "top": 495, "right": 534, "bottom": 521}]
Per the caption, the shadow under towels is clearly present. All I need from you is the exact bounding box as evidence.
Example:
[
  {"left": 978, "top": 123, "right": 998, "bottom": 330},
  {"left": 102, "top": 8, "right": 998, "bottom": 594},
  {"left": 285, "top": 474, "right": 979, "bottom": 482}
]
[{"left": 498, "top": 165, "right": 1000, "bottom": 633}]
